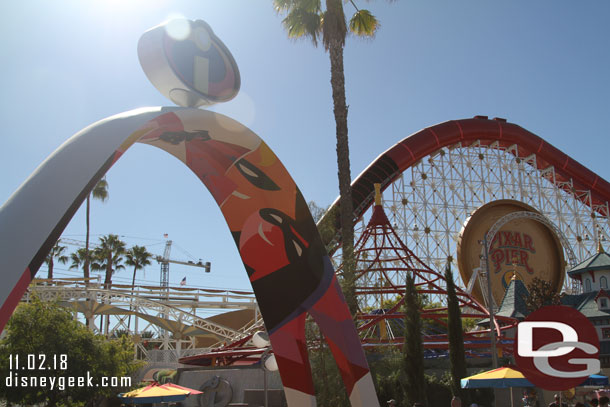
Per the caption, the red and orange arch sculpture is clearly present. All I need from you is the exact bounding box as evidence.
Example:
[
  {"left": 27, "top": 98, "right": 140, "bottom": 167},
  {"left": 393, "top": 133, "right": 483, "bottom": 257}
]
[
  {"left": 0, "top": 108, "right": 378, "bottom": 406},
  {"left": 0, "top": 17, "right": 385, "bottom": 406}
]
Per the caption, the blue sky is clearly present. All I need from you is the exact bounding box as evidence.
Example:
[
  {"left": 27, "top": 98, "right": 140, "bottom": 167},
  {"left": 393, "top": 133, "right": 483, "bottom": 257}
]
[{"left": 0, "top": 1, "right": 609, "bottom": 292}]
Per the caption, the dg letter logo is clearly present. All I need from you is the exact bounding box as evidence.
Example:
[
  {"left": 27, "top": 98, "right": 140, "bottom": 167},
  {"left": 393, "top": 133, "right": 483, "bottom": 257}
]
[{"left": 515, "top": 305, "right": 600, "bottom": 391}]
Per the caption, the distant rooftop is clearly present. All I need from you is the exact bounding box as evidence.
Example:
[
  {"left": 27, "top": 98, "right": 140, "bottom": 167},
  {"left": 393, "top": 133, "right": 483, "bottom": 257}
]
[
  {"left": 561, "top": 290, "right": 610, "bottom": 318},
  {"left": 496, "top": 277, "right": 529, "bottom": 320},
  {"left": 568, "top": 242, "right": 610, "bottom": 276}
]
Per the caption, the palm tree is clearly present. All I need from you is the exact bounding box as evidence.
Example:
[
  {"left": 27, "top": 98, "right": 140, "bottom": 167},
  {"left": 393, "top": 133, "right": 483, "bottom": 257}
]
[
  {"left": 92, "top": 234, "right": 126, "bottom": 335},
  {"left": 69, "top": 248, "right": 92, "bottom": 282},
  {"left": 84, "top": 178, "right": 109, "bottom": 286},
  {"left": 274, "top": 0, "right": 378, "bottom": 314},
  {"left": 92, "top": 234, "right": 126, "bottom": 290},
  {"left": 44, "top": 242, "right": 68, "bottom": 280},
  {"left": 125, "top": 245, "right": 153, "bottom": 292},
  {"left": 69, "top": 248, "right": 88, "bottom": 270},
  {"left": 70, "top": 247, "right": 95, "bottom": 328},
  {"left": 125, "top": 245, "right": 153, "bottom": 328}
]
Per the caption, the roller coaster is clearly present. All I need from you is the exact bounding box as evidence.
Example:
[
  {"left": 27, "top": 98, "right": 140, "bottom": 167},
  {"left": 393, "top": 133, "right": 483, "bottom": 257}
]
[{"left": 24, "top": 278, "right": 262, "bottom": 360}]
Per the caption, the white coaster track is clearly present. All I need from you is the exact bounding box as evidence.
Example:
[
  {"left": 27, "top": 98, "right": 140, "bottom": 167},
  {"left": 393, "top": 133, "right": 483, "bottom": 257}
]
[{"left": 23, "top": 279, "right": 262, "bottom": 359}]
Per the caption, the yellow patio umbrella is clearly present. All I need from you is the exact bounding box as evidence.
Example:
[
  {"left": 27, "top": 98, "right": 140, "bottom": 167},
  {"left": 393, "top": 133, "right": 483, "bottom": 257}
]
[
  {"left": 119, "top": 382, "right": 202, "bottom": 404},
  {"left": 461, "top": 366, "right": 534, "bottom": 407}
]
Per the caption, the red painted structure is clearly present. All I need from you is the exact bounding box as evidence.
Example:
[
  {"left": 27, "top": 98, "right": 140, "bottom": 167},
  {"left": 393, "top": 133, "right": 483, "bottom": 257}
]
[
  {"left": 182, "top": 200, "right": 517, "bottom": 367},
  {"left": 183, "top": 116, "right": 610, "bottom": 366},
  {"left": 346, "top": 200, "right": 516, "bottom": 354},
  {"left": 323, "top": 116, "right": 610, "bottom": 248}
]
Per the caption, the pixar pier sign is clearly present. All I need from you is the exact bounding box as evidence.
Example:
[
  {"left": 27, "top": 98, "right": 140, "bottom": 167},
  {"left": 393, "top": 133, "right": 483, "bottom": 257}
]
[
  {"left": 490, "top": 230, "right": 536, "bottom": 275},
  {"left": 515, "top": 305, "right": 601, "bottom": 390}
]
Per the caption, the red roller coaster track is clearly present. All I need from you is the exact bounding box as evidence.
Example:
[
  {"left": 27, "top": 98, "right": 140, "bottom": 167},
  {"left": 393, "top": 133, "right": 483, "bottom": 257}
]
[{"left": 322, "top": 116, "right": 610, "bottom": 247}]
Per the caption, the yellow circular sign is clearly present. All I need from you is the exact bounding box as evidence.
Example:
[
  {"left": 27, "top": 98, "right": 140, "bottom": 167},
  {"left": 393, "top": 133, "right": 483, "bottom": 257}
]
[{"left": 457, "top": 200, "right": 565, "bottom": 305}]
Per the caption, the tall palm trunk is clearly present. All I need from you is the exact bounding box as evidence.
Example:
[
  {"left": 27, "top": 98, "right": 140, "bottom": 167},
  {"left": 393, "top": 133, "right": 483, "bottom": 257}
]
[
  {"left": 128, "top": 266, "right": 138, "bottom": 330},
  {"left": 84, "top": 196, "right": 91, "bottom": 286},
  {"left": 104, "top": 254, "right": 113, "bottom": 335},
  {"left": 104, "top": 254, "right": 113, "bottom": 290},
  {"left": 47, "top": 258, "right": 54, "bottom": 280},
  {"left": 328, "top": 35, "right": 357, "bottom": 315},
  {"left": 131, "top": 267, "right": 138, "bottom": 292},
  {"left": 85, "top": 196, "right": 93, "bottom": 329}
]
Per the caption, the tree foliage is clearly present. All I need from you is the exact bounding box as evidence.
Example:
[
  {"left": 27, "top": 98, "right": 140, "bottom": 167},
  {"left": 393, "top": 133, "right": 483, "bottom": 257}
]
[
  {"left": 92, "top": 234, "right": 126, "bottom": 290},
  {"left": 525, "top": 277, "right": 560, "bottom": 312},
  {"left": 305, "top": 317, "right": 350, "bottom": 405},
  {"left": 125, "top": 245, "right": 153, "bottom": 329},
  {"left": 125, "top": 245, "right": 153, "bottom": 289},
  {"left": 307, "top": 201, "right": 328, "bottom": 224},
  {"left": 402, "top": 273, "right": 427, "bottom": 405},
  {"left": 69, "top": 248, "right": 89, "bottom": 274},
  {"left": 85, "top": 177, "right": 109, "bottom": 286},
  {"left": 45, "top": 241, "right": 68, "bottom": 280},
  {"left": 445, "top": 264, "right": 470, "bottom": 404},
  {"left": 0, "top": 297, "right": 139, "bottom": 407}
]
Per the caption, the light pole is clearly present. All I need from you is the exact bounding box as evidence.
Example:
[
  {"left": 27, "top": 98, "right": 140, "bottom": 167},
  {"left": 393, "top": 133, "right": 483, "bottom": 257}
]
[
  {"left": 480, "top": 235, "right": 498, "bottom": 368},
  {"left": 478, "top": 210, "right": 577, "bottom": 370},
  {"left": 260, "top": 348, "right": 278, "bottom": 407},
  {"left": 253, "top": 331, "right": 278, "bottom": 407}
]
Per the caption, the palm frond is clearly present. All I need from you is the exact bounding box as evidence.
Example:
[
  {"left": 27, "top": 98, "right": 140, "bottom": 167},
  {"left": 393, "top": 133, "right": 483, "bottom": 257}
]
[
  {"left": 300, "top": 0, "right": 321, "bottom": 13},
  {"left": 349, "top": 9, "right": 378, "bottom": 37},
  {"left": 275, "top": 0, "right": 321, "bottom": 13},
  {"left": 92, "top": 177, "right": 109, "bottom": 202},
  {"left": 90, "top": 258, "right": 105, "bottom": 272},
  {"left": 273, "top": 0, "right": 293, "bottom": 12},
  {"left": 125, "top": 245, "right": 153, "bottom": 269},
  {"left": 113, "top": 260, "right": 126, "bottom": 272},
  {"left": 282, "top": 8, "right": 322, "bottom": 46},
  {"left": 46, "top": 242, "right": 68, "bottom": 264},
  {"left": 345, "top": 0, "right": 397, "bottom": 3}
]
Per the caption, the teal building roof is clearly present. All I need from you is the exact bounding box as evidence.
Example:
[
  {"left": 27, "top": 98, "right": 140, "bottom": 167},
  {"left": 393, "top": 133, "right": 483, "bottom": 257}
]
[
  {"left": 568, "top": 244, "right": 610, "bottom": 276},
  {"left": 496, "top": 278, "right": 530, "bottom": 320},
  {"left": 561, "top": 290, "right": 610, "bottom": 318}
]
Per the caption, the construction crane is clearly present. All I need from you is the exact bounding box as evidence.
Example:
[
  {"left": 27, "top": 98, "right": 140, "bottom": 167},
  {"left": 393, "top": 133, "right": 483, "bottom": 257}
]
[
  {"left": 58, "top": 237, "right": 98, "bottom": 249},
  {"left": 58, "top": 237, "right": 211, "bottom": 288},
  {"left": 157, "top": 239, "right": 211, "bottom": 290}
]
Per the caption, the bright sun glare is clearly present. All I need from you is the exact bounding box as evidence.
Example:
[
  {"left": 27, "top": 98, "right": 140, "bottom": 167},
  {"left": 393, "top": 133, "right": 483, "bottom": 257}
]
[{"left": 96, "top": 0, "right": 172, "bottom": 14}]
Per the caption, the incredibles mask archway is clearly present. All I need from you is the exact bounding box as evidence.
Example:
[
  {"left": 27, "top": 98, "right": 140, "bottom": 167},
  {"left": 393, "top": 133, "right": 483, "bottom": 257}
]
[{"left": 0, "top": 107, "right": 378, "bottom": 407}]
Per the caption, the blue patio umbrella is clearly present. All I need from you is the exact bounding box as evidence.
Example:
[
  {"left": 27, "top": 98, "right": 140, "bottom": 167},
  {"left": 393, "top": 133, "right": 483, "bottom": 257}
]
[{"left": 579, "top": 374, "right": 609, "bottom": 387}]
